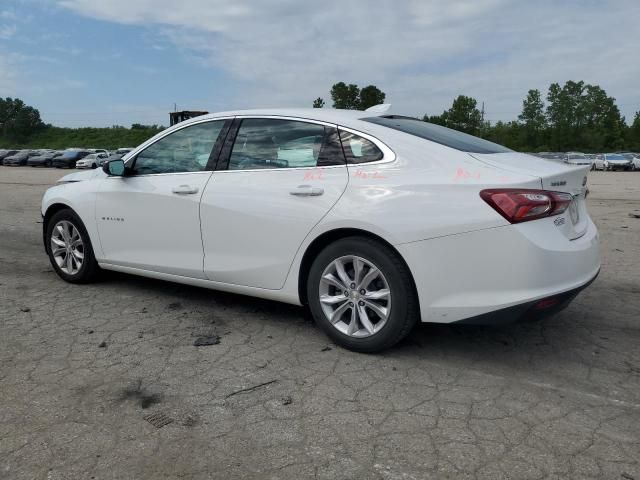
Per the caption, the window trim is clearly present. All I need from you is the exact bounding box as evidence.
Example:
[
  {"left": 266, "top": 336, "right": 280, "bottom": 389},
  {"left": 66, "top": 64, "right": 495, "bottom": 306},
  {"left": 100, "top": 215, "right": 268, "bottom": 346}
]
[
  {"left": 337, "top": 126, "right": 396, "bottom": 166},
  {"left": 123, "top": 117, "right": 233, "bottom": 177},
  {"left": 215, "top": 116, "right": 348, "bottom": 173}
]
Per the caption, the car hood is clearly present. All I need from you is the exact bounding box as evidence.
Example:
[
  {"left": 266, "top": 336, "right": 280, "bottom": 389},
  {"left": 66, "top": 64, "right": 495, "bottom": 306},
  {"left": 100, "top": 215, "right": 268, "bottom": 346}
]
[{"left": 58, "top": 169, "right": 107, "bottom": 183}]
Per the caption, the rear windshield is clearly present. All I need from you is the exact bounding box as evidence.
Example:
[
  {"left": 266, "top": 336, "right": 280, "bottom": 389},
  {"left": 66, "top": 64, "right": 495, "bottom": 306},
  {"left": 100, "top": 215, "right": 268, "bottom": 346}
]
[{"left": 362, "top": 116, "right": 512, "bottom": 154}]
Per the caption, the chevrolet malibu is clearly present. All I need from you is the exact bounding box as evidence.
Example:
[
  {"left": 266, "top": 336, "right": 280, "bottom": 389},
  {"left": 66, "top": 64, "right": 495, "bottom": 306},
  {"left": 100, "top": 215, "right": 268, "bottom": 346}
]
[{"left": 41, "top": 107, "right": 600, "bottom": 352}]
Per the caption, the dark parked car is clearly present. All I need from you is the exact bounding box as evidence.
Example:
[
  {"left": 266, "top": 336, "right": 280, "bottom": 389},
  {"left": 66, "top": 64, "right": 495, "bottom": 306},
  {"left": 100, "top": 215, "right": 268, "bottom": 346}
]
[
  {"left": 28, "top": 151, "right": 64, "bottom": 167},
  {"left": 0, "top": 149, "right": 19, "bottom": 164},
  {"left": 3, "top": 150, "right": 38, "bottom": 166},
  {"left": 52, "top": 150, "right": 91, "bottom": 168}
]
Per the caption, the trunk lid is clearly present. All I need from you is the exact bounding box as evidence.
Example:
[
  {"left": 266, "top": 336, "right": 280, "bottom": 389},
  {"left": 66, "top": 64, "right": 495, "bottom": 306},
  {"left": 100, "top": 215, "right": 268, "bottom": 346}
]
[{"left": 470, "top": 152, "right": 590, "bottom": 240}]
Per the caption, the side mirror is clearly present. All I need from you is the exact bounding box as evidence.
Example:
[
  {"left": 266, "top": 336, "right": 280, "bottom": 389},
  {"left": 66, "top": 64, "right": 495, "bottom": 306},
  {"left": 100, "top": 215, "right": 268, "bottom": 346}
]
[{"left": 103, "top": 159, "right": 125, "bottom": 176}]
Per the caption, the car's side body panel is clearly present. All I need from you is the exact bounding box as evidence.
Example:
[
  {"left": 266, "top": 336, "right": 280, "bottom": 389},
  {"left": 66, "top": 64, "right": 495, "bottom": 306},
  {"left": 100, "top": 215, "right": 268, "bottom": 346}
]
[
  {"left": 95, "top": 172, "right": 214, "bottom": 279},
  {"left": 200, "top": 165, "right": 349, "bottom": 289}
]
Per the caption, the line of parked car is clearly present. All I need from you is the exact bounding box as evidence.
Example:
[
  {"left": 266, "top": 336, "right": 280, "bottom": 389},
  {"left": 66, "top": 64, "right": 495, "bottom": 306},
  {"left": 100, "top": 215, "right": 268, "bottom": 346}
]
[
  {"left": 0, "top": 148, "right": 135, "bottom": 169},
  {"left": 533, "top": 151, "right": 640, "bottom": 171}
]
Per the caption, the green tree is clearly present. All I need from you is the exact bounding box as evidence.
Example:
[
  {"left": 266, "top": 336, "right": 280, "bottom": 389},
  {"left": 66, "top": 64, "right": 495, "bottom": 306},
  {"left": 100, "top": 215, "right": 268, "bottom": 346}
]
[
  {"left": 518, "top": 89, "right": 547, "bottom": 149},
  {"left": 330, "top": 82, "right": 361, "bottom": 109},
  {"left": 328, "top": 82, "right": 386, "bottom": 110},
  {"left": 546, "top": 81, "right": 625, "bottom": 151},
  {"left": 440, "top": 95, "right": 482, "bottom": 135},
  {"left": 0, "top": 97, "right": 45, "bottom": 143},
  {"left": 358, "top": 85, "right": 386, "bottom": 110},
  {"left": 626, "top": 111, "right": 640, "bottom": 151},
  {"left": 312, "top": 97, "right": 325, "bottom": 108}
]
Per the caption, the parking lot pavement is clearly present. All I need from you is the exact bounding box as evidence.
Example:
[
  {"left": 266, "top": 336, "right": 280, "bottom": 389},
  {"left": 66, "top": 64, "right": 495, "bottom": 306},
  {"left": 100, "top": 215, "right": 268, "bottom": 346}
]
[{"left": 1, "top": 167, "right": 639, "bottom": 480}]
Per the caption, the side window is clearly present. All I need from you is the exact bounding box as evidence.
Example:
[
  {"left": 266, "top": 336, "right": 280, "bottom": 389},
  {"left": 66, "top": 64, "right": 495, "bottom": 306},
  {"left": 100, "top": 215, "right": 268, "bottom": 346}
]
[
  {"left": 339, "top": 130, "right": 383, "bottom": 164},
  {"left": 134, "top": 121, "right": 224, "bottom": 175},
  {"left": 228, "top": 119, "right": 344, "bottom": 170}
]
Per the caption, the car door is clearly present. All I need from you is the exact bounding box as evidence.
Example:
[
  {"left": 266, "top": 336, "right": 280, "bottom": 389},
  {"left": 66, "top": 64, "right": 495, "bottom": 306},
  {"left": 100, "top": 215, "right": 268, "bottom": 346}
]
[
  {"left": 96, "top": 118, "right": 230, "bottom": 278},
  {"left": 200, "top": 117, "right": 348, "bottom": 289}
]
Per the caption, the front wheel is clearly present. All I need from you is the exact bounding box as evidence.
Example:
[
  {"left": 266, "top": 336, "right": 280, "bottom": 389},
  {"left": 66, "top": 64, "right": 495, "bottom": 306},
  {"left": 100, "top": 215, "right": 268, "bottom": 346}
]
[
  {"left": 307, "top": 237, "right": 419, "bottom": 353},
  {"left": 46, "top": 209, "right": 100, "bottom": 283}
]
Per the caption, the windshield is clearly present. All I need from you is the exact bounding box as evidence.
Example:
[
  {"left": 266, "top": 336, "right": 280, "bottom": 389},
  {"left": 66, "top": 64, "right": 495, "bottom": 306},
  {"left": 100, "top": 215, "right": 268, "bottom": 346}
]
[
  {"left": 61, "top": 151, "right": 82, "bottom": 159},
  {"left": 568, "top": 154, "right": 586, "bottom": 160},
  {"left": 606, "top": 154, "right": 625, "bottom": 160},
  {"left": 362, "top": 116, "right": 512, "bottom": 154}
]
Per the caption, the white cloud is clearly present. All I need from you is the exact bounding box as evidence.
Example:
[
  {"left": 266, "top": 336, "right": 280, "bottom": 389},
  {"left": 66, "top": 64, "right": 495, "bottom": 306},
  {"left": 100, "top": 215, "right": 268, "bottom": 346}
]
[
  {"left": 0, "top": 23, "right": 16, "bottom": 39},
  {"left": 0, "top": 53, "right": 19, "bottom": 94},
  {"left": 57, "top": 0, "right": 640, "bottom": 120}
]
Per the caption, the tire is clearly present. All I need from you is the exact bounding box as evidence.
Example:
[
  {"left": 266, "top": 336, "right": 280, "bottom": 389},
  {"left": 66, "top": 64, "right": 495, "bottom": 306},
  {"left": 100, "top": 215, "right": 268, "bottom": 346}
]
[
  {"left": 307, "top": 236, "right": 419, "bottom": 353},
  {"left": 46, "top": 209, "right": 100, "bottom": 284}
]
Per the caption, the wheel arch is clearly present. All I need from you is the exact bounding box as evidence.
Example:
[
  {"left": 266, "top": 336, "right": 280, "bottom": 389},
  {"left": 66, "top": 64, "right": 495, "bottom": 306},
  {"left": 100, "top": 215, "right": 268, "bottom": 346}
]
[
  {"left": 297, "top": 228, "right": 419, "bottom": 308},
  {"left": 42, "top": 203, "right": 76, "bottom": 253}
]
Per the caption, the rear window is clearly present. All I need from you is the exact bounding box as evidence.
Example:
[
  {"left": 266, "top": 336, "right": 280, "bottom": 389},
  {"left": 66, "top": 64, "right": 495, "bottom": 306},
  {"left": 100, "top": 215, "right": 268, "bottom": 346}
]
[{"left": 362, "top": 116, "right": 512, "bottom": 154}]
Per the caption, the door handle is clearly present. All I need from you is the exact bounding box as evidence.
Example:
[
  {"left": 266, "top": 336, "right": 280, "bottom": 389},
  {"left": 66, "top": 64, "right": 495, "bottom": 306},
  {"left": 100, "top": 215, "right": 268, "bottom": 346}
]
[
  {"left": 172, "top": 184, "right": 199, "bottom": 195},
  {"left": 289, "top": 185, "right": 324, "bottom": 197}
]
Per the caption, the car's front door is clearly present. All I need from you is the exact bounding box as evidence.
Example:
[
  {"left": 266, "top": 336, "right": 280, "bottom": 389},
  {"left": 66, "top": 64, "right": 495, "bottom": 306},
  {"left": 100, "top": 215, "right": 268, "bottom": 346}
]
[
  {"left": 200, "top": 117, "right": 348, "bottom": 289},
  {"left": 96, "top": 119, "right": 229, "bottom": 278}
]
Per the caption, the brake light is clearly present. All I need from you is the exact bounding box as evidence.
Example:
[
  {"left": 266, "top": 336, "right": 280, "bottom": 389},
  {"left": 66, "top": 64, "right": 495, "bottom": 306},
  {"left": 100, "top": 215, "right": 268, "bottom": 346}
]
[{"left": 480, "top": 189, "right": 573, "bottom": 223}]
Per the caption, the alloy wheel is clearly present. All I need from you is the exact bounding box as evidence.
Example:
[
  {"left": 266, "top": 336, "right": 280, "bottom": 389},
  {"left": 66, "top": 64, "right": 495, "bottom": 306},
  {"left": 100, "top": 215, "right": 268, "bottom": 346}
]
[
  {"left": 318, "top": 255, "right": 391, "bottom": 338},
  {"left": 51, "top": 220, "right": 84, "bottom": 275}
]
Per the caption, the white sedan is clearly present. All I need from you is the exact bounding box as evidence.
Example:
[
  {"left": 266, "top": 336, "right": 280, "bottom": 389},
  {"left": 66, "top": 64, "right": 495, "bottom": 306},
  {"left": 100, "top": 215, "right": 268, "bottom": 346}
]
[
  {"left": 41, "top": 107, "right": 600, "bottom": 352},
  {"left": 75, "top": 153, "right": 108, "bottom": 169}
]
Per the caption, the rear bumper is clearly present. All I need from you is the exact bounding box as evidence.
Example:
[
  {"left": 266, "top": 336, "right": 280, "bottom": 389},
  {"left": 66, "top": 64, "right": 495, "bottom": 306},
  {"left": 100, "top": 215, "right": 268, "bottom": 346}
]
[
  {"left": 397, "top": 217, "right": 600, "bottom": 324},
  {"left": 452, "top": 268, "right": 598, "bottom": 325}
]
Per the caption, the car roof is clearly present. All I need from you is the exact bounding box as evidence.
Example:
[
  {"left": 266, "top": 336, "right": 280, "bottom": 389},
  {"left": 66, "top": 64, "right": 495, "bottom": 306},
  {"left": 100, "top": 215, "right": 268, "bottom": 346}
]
[{"left": 180, "top": 108, "right": 378, "bottom": 128}]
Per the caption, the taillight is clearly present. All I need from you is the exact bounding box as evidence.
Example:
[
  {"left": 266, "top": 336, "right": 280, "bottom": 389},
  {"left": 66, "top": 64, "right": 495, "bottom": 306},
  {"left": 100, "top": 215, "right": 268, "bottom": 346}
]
[{"left": 480, "top": 189, "right": 573, "bottom": 223}]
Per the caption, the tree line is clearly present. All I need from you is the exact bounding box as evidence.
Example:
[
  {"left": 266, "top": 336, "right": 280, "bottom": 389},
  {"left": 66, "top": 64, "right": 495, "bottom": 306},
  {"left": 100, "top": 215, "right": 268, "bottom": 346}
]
[
  {"left": 315, "top": 81, "right": 640, "bottom": 152},
  {"left": 0, "top": 97, "right": 164, "bottom": 150},
  {"left": 2, "top": 80, "right": 639, "bottom": 152}
]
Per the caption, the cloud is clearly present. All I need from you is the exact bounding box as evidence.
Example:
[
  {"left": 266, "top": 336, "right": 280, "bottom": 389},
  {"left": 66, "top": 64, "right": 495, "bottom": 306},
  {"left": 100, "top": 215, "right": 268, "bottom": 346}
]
[
  {"left": 56, "top": 0, "right": 640, "bottom": 120},
  {"left": 0, "top": 53, "right": 19, "bottom": 94},
  {"left": 0, "top": 23, "right": 16, "bottom": 39}
]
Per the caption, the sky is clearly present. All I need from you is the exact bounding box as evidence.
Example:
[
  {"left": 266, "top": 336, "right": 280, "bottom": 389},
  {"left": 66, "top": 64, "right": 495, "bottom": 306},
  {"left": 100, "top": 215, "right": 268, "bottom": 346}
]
[{"left": 0, "top": 0, "right": 638, "bottom": 128}]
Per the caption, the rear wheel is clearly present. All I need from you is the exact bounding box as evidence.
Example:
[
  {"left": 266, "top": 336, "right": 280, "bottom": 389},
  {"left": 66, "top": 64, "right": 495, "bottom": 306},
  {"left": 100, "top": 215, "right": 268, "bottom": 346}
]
[
  {"left": 46, "top": 209, "right": 100, "bottom": 283},
  {"left": 307, "top": 237, "right": 418, "bottom": 353}
]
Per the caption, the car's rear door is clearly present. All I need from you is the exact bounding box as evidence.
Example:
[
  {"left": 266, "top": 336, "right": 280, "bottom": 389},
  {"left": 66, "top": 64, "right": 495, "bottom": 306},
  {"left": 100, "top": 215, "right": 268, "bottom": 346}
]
[
  {"left": 200, "top": 117, "right": 348, "bottom": 289},
  {"left": 96, "top": 118, "right": 230, "bottom": 278}
]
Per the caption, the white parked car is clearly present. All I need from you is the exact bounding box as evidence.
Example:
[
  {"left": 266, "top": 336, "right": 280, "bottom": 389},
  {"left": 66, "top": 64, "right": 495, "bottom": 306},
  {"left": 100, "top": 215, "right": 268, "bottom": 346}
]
[
  {"left": 593, "top": 153, "right": 633, "bottom": 171},
  {"left": 619, "top": 152, "right": 640, "bottom": 171},
  {"left": 115, "top": 147, "right": 135, "bottom": 155},
  {"left": 41, "top": 107, "right": 600, "bottom": 352},
  {"left": 75, "top": 153, "right": 108, "bottom": 169},
  {"left": 563, "top": 152, "right": 591, "bottom": 166}
]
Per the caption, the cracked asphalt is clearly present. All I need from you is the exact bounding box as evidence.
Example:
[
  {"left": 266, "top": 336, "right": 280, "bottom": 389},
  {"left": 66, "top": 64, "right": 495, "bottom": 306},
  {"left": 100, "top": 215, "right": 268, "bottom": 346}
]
[{"left": 1, "top": 167, "right": 639, "bottom": 480}]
